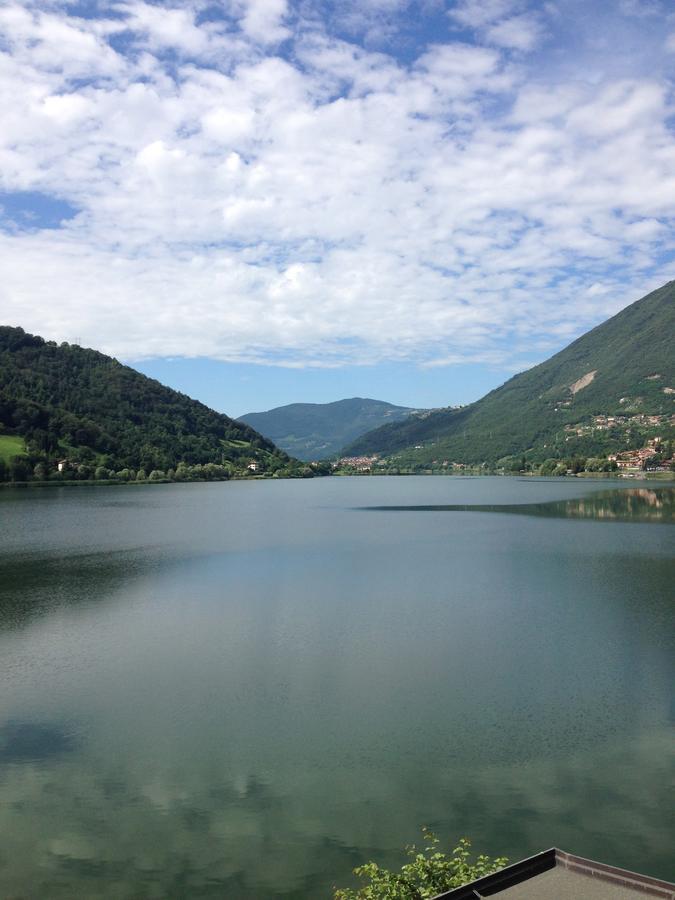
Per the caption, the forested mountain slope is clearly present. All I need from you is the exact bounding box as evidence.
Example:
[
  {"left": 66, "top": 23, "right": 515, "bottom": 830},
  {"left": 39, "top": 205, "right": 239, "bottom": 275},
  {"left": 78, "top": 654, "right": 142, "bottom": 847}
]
[
  {"left": 0, "top": 326, "right": 299, "bottom": 480},
  {"left": 347, "top": 281, "right": 675, "bottom": 466},
  {"left": 238, "top": 397, "right": 423, "bottom": 460}
]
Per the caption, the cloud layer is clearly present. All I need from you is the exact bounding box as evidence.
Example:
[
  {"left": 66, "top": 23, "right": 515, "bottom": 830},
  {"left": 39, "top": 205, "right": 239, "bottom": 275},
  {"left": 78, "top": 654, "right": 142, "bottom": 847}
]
[{"left": 0, "top": 0, "right": 674, "bottom": 368}]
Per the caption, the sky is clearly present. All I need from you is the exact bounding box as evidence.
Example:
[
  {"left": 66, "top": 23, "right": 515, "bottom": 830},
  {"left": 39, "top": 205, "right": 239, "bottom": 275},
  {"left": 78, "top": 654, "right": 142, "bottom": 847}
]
[{"left": 1, "top": 0, "right": 674, "bottom": 417}]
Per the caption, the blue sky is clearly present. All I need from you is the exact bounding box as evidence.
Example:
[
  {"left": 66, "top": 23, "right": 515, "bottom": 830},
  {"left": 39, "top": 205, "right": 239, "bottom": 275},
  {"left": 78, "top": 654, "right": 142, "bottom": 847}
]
[
  {"left": 134, "top": 356, "right": 509, "bottom": 417},
  {"left": 1, "top": 0, "right": 674, "bottom": 416}
]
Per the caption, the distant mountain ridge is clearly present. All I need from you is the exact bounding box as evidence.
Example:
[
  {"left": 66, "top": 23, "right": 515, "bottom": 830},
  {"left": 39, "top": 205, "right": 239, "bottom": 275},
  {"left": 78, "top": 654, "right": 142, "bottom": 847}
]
[
  {"left": 0, "top": 326, "right": 301, "bottom": 480},
  {"left": 346, "top": 281, "right": 675, "bottom": 467},
  {"left": 238, "top": 398, "right": 425, "bottom": 460}
]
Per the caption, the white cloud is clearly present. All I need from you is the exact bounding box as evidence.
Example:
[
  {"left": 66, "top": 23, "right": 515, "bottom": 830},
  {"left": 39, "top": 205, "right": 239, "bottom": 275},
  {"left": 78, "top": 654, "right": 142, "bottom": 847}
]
[
  {"left": 40, "top": 93, "right": 93, "bottom": 125},
  {"left": 485, "top": 13, "right": 543, "bottom": 51},
  {"left": 449, "top": 0, "right": 522, "bottom": 30},
  {"left": 568, "top": 81, "right": 666, "bottom": 136},
  {"left": 0, "top": 4, "right": 124, "bottom": 77},
  {"left": 0, "top": 0, "right": 674, "bottom": 372},
  {"left": 239, "top": 0, "right": 290, "bottom": 44},
  {"left": 312, "top": 0, "right": 412, "bottom": 47},
  {"left": 119, "top": 2, "right": 211, "bottom": 55},
  {"left": 449, "top": 1, "right": 546, "bottom": 53}
]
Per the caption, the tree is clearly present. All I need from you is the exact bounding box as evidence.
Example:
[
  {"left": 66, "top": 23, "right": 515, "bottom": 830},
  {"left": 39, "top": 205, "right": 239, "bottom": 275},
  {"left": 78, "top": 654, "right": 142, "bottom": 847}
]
[
  {"left": 9, "top": 455, "right": 31, "bottom": 482},
  {"left": 33, "top": 461, "right": 48, "bottom": 480},
  {"left": 641, "top": 455, "right": 660, "bottom": 471},
  {"left": 568, "top": 456, "right": 586, "bottom": 474},
  {"left": 333, "top": 832, "right": 507, "bottom": 900},
  {"left": 0, "top": 325, "right": 289, "bottom": 477},
  {"left": 539, "top": 458, "right": 559, "bottom": 475}
]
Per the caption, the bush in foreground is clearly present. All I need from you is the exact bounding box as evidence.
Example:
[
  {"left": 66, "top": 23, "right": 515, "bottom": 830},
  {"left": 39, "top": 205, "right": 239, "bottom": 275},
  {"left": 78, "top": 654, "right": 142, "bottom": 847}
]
[{"left": 334, "top": 832, "right": 507, "bottom": 900}]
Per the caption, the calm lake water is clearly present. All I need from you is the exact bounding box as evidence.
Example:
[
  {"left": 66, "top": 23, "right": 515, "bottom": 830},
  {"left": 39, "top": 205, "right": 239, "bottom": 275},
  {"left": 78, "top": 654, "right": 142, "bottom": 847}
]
[{"left": 0, "top": 476, "right": 673, "bottom": 898}]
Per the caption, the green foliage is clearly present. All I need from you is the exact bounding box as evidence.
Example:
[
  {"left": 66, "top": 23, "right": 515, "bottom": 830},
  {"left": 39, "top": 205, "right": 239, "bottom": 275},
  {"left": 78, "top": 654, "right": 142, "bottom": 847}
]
[
  {"left": 8, "top": 455, "right": 32, "bottom": 481},
  {"left": 585, "top": 457, "right": 617, "bottom": 472},
  {"left": 334, "top": 832, "right": 507, "bottom": 900},
  {"left": 0, "top": 326, "right": 310, "bottom": 482},
  {"left": 239, "top": 398, "right": 422, "bottom": 460},
  {"left": 347, "top": 282, "right": 675, "bottom": 467},
  {"left": 33, "top": 461, "right": 48, "bottom": 479}
]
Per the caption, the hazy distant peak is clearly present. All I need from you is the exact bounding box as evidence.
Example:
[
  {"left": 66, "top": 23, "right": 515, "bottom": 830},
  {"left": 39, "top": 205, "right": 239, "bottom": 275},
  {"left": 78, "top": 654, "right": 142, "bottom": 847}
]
[{"left": 238, "top": 398, "right": 426, "bottom": 460}]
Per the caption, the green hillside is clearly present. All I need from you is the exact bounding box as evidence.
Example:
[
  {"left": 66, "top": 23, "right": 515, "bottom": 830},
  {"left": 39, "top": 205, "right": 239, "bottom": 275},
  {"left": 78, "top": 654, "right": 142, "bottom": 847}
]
[
  {"left": 0, "top": 326, "right": 304, "bottom": 482},
  {"left": 0, "top": 434, "right": 25, "bottom": 462},
  {"left": 347, "top": 281, "right": 675, "bottom": 468},
  {"left": 238, "top": 398, "right": 423, "bottom": 460}
]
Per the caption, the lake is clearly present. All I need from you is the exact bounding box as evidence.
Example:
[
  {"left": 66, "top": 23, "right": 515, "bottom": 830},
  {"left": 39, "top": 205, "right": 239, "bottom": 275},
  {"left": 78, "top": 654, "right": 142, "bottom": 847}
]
[{"left": 0, "top": 476, "right": 673, "bottom": 898}]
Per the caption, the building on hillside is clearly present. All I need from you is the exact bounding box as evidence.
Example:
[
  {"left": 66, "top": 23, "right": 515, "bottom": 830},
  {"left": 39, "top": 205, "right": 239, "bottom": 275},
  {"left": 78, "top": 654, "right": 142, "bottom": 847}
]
[
  {"left": 335, "top": 456, "right": 378, "bottom": 472},
  {"left": 57, "top": 459, "right": 68, "bottom": 472},
  {"left": 432, "top": 848, "right": 674, "bottom": 899},
  {"left": 614, "top": 447, "right": 662, "bottom": 469},
  {"left": 247, "top": 461, "right": 259, "bottom": 472}
]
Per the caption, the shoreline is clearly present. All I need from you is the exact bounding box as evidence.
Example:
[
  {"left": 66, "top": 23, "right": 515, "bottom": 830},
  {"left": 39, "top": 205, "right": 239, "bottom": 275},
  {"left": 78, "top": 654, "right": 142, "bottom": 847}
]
[{"left": 2, "top": 471, "right": 673, "bottom": 489}]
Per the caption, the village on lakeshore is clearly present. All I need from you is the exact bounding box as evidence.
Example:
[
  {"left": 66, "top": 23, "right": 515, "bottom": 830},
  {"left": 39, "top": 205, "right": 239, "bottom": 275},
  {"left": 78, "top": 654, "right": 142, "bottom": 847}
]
[{"left": 335, "top": 431, "right": 675, "bottom": 476}]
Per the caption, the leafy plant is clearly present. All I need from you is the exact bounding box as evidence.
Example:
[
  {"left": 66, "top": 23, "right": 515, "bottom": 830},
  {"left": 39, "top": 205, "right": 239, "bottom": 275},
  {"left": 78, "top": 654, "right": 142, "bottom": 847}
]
[{"left": 334, "top": 831, "right": 508, "bottom": 900}]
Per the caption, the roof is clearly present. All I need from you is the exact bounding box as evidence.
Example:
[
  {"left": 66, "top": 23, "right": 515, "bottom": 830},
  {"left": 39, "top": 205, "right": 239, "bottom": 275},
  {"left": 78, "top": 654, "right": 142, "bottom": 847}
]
[{"left": 432, "top": 848, "right": 675, "bottom": 899}]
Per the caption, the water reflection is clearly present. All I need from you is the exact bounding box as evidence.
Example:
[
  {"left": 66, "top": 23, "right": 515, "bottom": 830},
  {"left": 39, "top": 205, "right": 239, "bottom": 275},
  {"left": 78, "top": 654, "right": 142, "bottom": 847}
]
[
  {"left": 0, "top": 549, "right": 162, "bottom": 629},
  {"left": 0, "top": 729, "right": 671, "bottom": 899},
  {"left": 0, "top": 721, "right": 79, "bottom": 764},
  {"left": 362, "top": 487, "right": 675, "bottom": 523},
  {"left": 0, "top": 479, "right": 673, "bottom": 898}
]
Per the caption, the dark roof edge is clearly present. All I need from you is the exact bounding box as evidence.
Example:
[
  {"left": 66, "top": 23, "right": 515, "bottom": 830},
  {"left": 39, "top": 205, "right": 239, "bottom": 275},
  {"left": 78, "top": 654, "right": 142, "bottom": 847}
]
[{"left": 432, "top": 848, "right": 675, "bottom": 899}]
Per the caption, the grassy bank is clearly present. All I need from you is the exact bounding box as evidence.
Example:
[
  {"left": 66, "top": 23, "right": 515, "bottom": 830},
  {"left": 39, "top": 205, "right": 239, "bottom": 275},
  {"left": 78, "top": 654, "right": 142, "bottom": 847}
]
[{"left": 0, "top": 435, "right": 25, "bottom": 461}]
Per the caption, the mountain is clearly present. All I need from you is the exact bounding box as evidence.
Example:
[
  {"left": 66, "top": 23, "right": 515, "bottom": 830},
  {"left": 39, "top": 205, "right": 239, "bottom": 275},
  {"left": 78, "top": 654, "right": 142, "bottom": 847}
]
[
  {"left": 0, "top": 326, "right": 303, "bottom": 481},
  {"left": 238, "top": 398, "right": 424, "bottom": 460},
  {"left": 346, "top": 281, "right": 675, "bottom": 468}
]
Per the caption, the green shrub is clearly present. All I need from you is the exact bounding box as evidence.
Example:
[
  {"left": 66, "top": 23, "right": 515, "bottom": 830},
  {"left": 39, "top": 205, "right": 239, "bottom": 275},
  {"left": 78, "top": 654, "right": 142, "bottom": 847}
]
[{"left": 334, "top": 832, "right": 507, "bottom": 900}]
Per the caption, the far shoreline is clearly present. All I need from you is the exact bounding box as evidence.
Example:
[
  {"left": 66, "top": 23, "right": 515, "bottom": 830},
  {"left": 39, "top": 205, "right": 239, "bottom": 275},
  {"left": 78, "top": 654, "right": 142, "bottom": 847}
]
[{"left": 2, "top": 471, "right": 674, "bottom": 490}]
